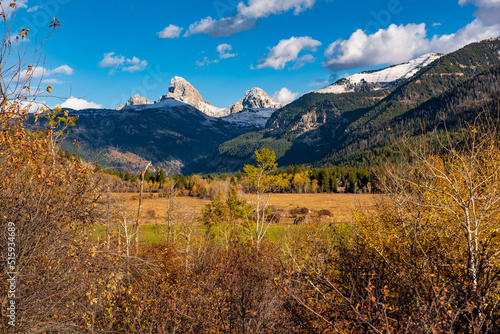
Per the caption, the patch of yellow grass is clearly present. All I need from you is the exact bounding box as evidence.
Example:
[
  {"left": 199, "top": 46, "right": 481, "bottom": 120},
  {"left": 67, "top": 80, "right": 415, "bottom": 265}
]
[
  {"left": 243, "top": 193, "right": 381, "bottom": 224},
  {"left": 115, "top": 192, "right": 383, "bottom": 226}
]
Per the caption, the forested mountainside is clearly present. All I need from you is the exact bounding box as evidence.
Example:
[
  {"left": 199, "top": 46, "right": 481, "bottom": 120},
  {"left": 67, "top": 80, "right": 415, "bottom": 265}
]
[{"left": 188, "top": 38, "right": 500, "bottom": 173}]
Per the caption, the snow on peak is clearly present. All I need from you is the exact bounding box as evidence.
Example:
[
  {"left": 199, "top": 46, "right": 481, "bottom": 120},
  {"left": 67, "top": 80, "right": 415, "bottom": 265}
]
[
  {"left": 158, "top": 76, "right": 225, "bottom": 117},
  {"left": 114, "top": 77, "right": 282, "bottom": 119},
  {"left": 223, "top": 87, "right": 284, "bottom": 115},
  {"left": 316, "top": 53, "right": 443, "bottom": 94},
  {"left": 116, "top": 94, "right": 154, "bottom": 110},
  {"left": 172, "top": 76, "right": 185, "bottom": 81},
  {"left": 242, "top": 87, "right": 283, "bottom": 109},
  {"left": 221, "top": 108, "right": 276, "bottom": 129},
  {"left": 245, "top": 87, "right": 265, "bottom": 96}
]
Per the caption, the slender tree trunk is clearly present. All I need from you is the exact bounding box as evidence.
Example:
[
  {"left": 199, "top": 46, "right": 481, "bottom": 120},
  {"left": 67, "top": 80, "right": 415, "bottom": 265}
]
[
  {"left": 136, "top": 162, "right": 151, "bottom": 255},
  {"left": 106, "top": 185, "right": 111, "bottom": 249}
]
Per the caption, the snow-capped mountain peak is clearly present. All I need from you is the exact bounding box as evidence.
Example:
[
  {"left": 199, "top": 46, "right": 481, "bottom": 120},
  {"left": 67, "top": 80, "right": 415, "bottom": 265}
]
[
  {"left": 223, "top": 87, "right": 284, "bottom": 115},
  {"left": 243, "top": 87, "right": 283, "bottom": 109},
  {"left": 116, "top": 94, "right": 154, "bottom": 110},
  {"left": 114, "top": 78, "right": 283, "bottom": 120},
  {"left": 316, "top": 53, "right": 444, "bottom": 94},
  {"left": 158, "top": 76, "right": 225, "bottom": 117}
]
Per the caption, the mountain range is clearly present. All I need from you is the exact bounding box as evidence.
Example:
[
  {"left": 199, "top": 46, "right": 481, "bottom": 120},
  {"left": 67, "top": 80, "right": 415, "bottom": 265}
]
[
  {"left": 64, "top": 38, "right": 500, "bottom": 174},
  {"left": 63, "top": 77, "right": 284, "bottom": 173},
  {"left": 195, "top": 37, "right": 500, "bottom": 173}
]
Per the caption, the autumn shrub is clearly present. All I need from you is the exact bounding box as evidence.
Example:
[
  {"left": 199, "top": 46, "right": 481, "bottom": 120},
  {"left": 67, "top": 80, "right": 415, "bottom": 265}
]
[
  {"left": 289, "top": 207, "right": 310, "bottom": 217},
  {"left": 104, "top": 239, "right": 299, "bottom": 333},
  {"left": 145, "top": 208, "right": 156, "bottom": 218},
  {"left": 317, "top": 209, "right": 332, "bottom": 217},
  {"left": 266, "top": 210, "right": 283, "bottom": 224}
]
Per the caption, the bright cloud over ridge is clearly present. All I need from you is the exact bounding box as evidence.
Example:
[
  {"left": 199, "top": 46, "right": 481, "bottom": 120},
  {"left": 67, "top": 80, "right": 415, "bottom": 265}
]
[
  {"left": 323, "top": 0, "right": 500, "bottom": 72},
  {"left": 60, "top": 97, "right": 103, "bottom": 110},
  {"left": 272, "top": 87, "right": 299, "bottom": 104}
]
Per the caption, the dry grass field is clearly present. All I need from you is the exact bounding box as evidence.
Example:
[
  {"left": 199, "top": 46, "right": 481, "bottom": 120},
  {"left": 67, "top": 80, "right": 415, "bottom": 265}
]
[{"left": 114, "top": 192, "right": 384, "bottom": 226}]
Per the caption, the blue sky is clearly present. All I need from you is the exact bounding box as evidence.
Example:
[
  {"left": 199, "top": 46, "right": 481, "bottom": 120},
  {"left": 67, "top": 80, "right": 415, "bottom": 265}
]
[{"left": 5, "top": 0, "right": 500, "bottom": 110}]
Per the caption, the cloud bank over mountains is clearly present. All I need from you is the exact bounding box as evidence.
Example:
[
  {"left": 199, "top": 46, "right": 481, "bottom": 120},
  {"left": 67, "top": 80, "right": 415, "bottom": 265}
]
[{"left": 322, "top": 0, "right": 500, "bottom": 72}]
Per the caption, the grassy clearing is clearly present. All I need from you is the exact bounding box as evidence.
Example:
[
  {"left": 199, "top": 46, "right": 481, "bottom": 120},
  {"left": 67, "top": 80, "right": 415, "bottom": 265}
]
[
  {"left": 101, "top": 192, "right": 383, "bottom": 245},
  {"left": 115, "top": 192, "right": 382, "bottom": 224}
]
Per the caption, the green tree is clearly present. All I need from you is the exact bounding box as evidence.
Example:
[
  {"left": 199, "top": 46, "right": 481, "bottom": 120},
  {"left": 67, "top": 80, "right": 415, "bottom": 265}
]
[
  {"left": 159, "top": 168, "right": 166, "bottom": 188},
  {"left": 319, "top": 169, "right": 331, "bottom": 192},
  {"left": 144, "top": 170, "right": 151, "bottom": 182},
  {"left": 201, "top": 187, "right": 252, "bottom": 247},
  {"left": 346, "top": 171, "right": 357, "bottom": 193}
]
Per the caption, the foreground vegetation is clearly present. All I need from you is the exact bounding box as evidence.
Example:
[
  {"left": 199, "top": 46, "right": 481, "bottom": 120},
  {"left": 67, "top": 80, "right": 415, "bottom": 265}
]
[
  {"left": 4, "top": 103, "right": 500, "bottom": 332},
  {"left": 2, "top": 9, "right": 500, "bottom": 333}
]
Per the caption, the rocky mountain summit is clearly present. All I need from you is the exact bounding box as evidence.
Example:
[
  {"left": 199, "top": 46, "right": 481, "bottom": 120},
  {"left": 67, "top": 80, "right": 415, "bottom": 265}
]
[
  {"left": 162, "top": 76, "right": 203, "bottom": 106},
  {"left": 116, "top": 76, "right": 284, "bottom": 118},
  {"left": 116, "top": 94, "right": 154, "bottom": 110},
  {"left": 158, "top": 76, "right": 224, "bottom": 117},
  {"left": 224, "top": 87, "right": 284, "bottom": 115}
]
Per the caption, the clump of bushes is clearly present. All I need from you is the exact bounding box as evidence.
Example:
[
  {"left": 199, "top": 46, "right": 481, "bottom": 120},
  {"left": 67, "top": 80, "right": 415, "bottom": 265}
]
[
  {"left": 289, "top": 207, "right": 310, "bottom": 217},
  {"left": 318, "top": 209, "right": 332, "bottom": 217},
  {"left": 266, "top": 211, "right": 283, "bottom": 224}
]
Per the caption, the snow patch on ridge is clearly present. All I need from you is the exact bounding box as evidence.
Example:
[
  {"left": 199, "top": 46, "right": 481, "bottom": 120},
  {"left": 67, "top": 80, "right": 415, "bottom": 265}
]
[{"left": 316, "top": 53, "right": 443, "bottom": 94}]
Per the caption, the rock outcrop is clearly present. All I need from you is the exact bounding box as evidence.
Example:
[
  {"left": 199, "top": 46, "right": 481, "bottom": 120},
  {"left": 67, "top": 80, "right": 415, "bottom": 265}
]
[
  {"left": 159, "top": 76, "right": 224, "bottom": 117},
  {"left": 116, "top": 94, "right": 154, "bottom": 110},
  {"left": 160, "top": 76, "right": 204, "bottom": 108},
  {"left": 223, "top": 87, "right": 284, "bottom": 115}
]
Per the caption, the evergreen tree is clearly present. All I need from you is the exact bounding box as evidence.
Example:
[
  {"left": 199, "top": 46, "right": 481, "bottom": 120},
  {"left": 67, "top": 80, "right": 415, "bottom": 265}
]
[
  {"left": 346, "top": 172, "right": 357, "bottom": 193},
  {"left": 144, "top": 170, "right": 151, "bottom": 182},
  {"left": 319, "top": 169, "right": 331, "bottom": 192},
  {"left": 159, "top": 168, "right": 166, "bottom": 188}
]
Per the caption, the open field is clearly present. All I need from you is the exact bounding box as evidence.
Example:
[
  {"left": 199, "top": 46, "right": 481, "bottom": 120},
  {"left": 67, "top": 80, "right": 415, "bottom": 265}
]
[
  {"left": 114, "top": 192, "right": 384, "bottom": 226},
  {"left": 99, "top": 192, "right": 385, "bottom": 245}
]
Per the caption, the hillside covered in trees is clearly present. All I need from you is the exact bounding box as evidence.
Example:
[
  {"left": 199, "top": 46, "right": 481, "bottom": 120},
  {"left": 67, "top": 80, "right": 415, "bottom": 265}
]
[{"left": 192, "top": 38, "right": 500, "bottom": 173}]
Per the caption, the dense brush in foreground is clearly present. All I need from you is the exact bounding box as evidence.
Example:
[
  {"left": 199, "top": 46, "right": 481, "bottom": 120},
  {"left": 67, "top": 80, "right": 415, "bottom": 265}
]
[{"left": 3, "top": 108, "right": 500, "bottom": 333}]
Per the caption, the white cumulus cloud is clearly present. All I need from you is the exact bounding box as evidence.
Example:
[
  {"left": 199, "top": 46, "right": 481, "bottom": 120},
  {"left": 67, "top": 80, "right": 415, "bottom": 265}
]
[
  {"left": 123, "top": 56, "right": 148, "bottom": 73},
  {"left": 51, "top": 65, "right": 74, "bottom": 75},
  {"left": 196, "top": 44, "right": 238, "bottom": 67},
  {"left": 157, "top": 24, "right": 183, "bottom": 39},
  {"left": 184, "top": 0, "right": 316, "bottom": 38},
  {"left": 459, "top": 0, "right": 500, "bottom": 25},
  {"left": 322, "top": 18, "right": 500, "bottom": 72},
  {"left": 272, "top": 87, "right": 298, "bottom": 104},
  {"left": 98, "top": 52, "right": 148, "bottom": 74},
  {"left": 59, "top": 97, "right": 102, "bottom": 110},
  {"left": 256, "top": 36, "right": 321, "bottom": 70},
  {"left": 20, "top": 65, "right": 74, "bottom": 79},
  {"left": 98, "top": 52, "right": 125, "bottom": 69},
  {"left": 217, "top": 44, "right": 237, "bottom": 59},
  {"left": 290, "top": 54, "right": 316, "bottom": 70}
]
